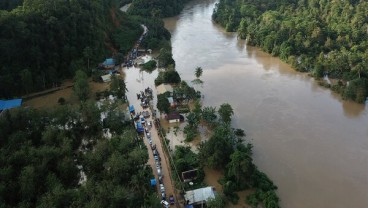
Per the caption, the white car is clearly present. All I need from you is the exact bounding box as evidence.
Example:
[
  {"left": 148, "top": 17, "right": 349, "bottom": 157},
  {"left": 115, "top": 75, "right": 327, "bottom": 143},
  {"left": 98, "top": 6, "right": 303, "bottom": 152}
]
[
  {"left": 160, "top": 184, "right": 165, "bottom": 193},
  {"left": 161, "top": 200, "right": 169, "bottom": 208}
]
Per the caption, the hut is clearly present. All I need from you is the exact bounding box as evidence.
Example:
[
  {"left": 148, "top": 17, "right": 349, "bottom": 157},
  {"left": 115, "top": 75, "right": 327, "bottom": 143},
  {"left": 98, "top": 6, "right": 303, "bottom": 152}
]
[
  {"left": 101, "top": 58, "right": 115, "bottom": 69},
  {"left": 184, "top": 186, "right": 216, "bottom": 206}
]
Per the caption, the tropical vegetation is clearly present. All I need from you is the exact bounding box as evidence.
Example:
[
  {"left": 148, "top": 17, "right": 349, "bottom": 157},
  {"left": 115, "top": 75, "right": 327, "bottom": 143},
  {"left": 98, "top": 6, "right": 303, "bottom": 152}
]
[{"left": 213, "top": 0, "right": 368, "bottom": 103}]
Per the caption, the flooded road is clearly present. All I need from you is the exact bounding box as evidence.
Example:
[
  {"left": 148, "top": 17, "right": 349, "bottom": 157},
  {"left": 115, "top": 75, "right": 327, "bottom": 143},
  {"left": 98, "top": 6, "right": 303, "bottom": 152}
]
[{"left": 164, "top": 0, "right": 368, "bottom": 207}]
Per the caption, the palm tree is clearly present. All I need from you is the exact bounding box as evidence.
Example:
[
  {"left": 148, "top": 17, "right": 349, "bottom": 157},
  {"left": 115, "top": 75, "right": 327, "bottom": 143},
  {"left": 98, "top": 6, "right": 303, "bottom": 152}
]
[{"left": 195, "top": 67, "right": 203, "bottom": 79}]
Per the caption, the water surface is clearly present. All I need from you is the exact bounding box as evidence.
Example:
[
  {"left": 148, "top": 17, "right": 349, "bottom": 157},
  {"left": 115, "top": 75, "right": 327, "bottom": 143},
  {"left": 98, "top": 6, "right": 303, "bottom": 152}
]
[{"left": 164, "top": 0, "right": 368, "bottom": 207}]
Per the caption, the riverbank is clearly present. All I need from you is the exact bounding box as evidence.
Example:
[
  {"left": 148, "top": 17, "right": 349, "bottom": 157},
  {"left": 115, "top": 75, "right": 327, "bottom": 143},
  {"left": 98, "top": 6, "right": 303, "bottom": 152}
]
[{"left": 163, "top": 1, "right": 368, "bottom": 207}]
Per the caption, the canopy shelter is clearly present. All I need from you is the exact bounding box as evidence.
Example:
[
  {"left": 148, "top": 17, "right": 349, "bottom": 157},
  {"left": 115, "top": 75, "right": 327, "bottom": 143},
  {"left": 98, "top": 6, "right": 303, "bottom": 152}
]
[
  {"left": 150, "top": 178, "right": 157, "bottom": 186},
  {"left": 0, "top": 99, "right": 22, "bottom": 111}
]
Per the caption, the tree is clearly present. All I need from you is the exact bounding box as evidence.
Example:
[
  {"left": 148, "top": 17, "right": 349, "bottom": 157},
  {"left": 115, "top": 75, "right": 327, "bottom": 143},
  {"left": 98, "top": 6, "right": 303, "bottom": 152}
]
[
  {"left": 157, "top": 94, "right": 170, "bottom": 113},
  {"left": 226, "top": 148, "right": 252, "bottom": 185},
  {"left": 83, "top": 46, "right": 93, "bottom": 72},
  {"left": 202, "top": 106, "right": 217, "bottom": 126},
  {"left": 218, "top": 103, "right": 234, "bottom": 123},
  {"left": 192, "top": 66, "right": 204, "bottom": 85},
  {"left": 206, "top": 193, "right": 226, "bottom": 208},
  {"left": 110, "top": 74, "right": 127, "bottom": 100},
  {"left": 20, "top": 69, "right": 33, "bottom": 94},
  {"left": 195, "top": 67, "right": 203, "bottom": 78},
  {"left": 73, "top": 70, "right": 90, "bottom": 102}
]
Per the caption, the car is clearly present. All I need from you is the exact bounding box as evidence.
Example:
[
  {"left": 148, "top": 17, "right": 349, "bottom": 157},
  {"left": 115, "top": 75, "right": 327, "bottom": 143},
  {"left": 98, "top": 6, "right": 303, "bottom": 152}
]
[
  {"left": 158, "top": 176, "right": 163, "bottom": 184},
  {"left": 161, "top": 193, "right": 166, "bottom": 200},
  {"left": 169, "top": 195, "right": 174, "bottom": 205},
  {"left": 149, "top": 139, "right": 152, "bottom": 145},
  {"left": 146, "top": 132, "right": 151, "bottom": 139},
  {"left": 154, "top": 155, "right": 159, "bottom": 161},
  {"left": 160, "top": 184, "right": 165, "bottom": 193},
  {"left": 161, "top": 200, "right": 169, "bottom": 208},
  {"left": 147, "top": 121, "right": 152, "bottom": 127}
]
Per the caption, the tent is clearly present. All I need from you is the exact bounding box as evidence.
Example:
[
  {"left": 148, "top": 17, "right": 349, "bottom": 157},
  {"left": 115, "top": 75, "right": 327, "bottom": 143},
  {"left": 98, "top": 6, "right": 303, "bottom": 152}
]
[
  {"left": 0, "top": 99, "right": 22, "bottom": 111},
  {"left": 129, "top": 105, "right": 135, "bottom": 113},
  {"left": 102, "top": 58, "right": 115, "bottom": 68},
  {"left": 150, "top": 178, "right": 157, "bottom": 186}
]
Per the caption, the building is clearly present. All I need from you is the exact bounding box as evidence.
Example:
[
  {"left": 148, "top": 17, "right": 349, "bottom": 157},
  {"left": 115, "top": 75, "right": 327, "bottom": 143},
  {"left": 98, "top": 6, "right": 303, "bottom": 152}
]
[
  {"left": 166, "top": 111, "right": 180, "bottom": 123},
  {"left": 156, "top": 84, "right": 173, "bottom": 95},
  {"left": 101, "top": 74, "right": 112, "bottom": 82},
  {"left": 184, "top": 186, "right": 216, "bottom": 206}
]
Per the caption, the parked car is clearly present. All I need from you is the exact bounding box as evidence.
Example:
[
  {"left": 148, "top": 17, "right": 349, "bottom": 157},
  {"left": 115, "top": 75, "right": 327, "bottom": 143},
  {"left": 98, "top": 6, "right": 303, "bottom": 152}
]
[
  {"left": 160, "top": 184, "right": 165, "bottom": 193},
  {"left": 169, "top": 195, "right": 174, "bottom": 205},
  {"left": 161, "top": 193, "right": 166, "bottom": 200},
  {"left": 161, "top": 200, "right": 169, "bottom": 208}
]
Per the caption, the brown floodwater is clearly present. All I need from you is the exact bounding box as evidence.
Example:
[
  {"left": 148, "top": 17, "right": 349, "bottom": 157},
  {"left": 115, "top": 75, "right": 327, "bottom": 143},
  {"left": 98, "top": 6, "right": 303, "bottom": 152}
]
[{"left": 163, "top": 0, "right": 368, "bottom": 207}]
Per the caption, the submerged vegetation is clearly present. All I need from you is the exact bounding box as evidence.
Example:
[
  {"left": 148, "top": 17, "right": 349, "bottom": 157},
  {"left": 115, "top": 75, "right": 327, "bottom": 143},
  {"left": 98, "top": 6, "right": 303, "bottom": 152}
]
[{"left": 213, "top": 0, "right": 368, "bottom": 103}]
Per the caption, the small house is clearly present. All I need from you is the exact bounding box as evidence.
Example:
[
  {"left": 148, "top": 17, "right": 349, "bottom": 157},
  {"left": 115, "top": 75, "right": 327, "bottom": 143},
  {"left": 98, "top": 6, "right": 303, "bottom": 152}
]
[
  {"left": 101, "top": 74, "right": 112, "bottom": 82},
  {"left": 166, "top": 112, "right": 180, "bottom": 123},
  {"left": 184, "top": 186, "right": 216, "bottom": 206}
]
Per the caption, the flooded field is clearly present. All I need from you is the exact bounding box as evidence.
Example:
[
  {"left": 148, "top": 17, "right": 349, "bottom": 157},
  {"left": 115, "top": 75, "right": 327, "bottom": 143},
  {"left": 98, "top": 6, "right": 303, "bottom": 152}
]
[{"left": 23, "top": 79, "right": 110, "bottom": 109}]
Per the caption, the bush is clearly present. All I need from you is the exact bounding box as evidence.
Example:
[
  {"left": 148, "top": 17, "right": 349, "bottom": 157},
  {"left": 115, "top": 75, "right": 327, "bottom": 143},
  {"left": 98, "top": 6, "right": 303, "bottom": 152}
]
[
  {"left": 142, "top": 60, "right": 157, "bottom": 72},
  {"left": 58, "top": 97, "right": 66, "bottom": 105}
]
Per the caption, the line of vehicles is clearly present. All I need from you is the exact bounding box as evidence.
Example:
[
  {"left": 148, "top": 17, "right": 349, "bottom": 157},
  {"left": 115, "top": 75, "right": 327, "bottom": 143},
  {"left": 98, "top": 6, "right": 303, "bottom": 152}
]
[
  {"left": 144, "top": 115, "right": 175, "bottom": 207},
  {"left": 131, "top": 89, "right": 175, "bottom": 207}
]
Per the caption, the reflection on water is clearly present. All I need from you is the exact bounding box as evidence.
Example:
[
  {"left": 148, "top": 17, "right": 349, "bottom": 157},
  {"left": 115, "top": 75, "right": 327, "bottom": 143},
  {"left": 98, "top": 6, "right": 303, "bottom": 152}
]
[{"left": 164, "top": 0, "right": 368, "bottom": 207}]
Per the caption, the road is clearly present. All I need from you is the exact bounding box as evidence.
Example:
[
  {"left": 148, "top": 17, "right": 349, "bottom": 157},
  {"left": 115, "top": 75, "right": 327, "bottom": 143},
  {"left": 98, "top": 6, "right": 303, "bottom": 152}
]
[{"left": 127, "top": 86, "right": 179, "bottom": 207}]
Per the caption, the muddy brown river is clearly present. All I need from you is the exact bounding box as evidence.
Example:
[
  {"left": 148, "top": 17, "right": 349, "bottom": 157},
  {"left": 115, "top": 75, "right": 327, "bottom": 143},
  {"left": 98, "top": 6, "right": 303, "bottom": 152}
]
[{"left": 163, "top": 0, "right": 368, "bottom": 207}]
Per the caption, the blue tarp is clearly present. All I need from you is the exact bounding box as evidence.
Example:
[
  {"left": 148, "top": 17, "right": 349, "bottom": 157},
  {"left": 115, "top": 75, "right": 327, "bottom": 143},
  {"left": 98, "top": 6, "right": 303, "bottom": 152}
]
[
  {"left": 0, "top": 99, "right": 22, "bottom": 111},
  {"left": 136, "top": 122, "right": 144, "bottom": 133},
  {"left": 102, "top": 58, "right": 115, "bottom": 66},
  {"left": 150, "top": 178, "right": 156, "bottom": 186},
  {"left": 129, "top": 105, "right": 135, "bottom": 113},
  {"left": 185, "top": 205, "right": 194, "bottom": 208}
]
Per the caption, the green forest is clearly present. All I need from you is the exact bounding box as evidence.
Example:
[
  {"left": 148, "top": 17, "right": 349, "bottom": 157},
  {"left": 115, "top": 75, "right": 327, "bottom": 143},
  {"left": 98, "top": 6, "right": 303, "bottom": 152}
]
[
  {"left": 213, "top": 0, "right": 368, "bottom": 103},
  {"left": 128, "top": 0, "right": 190, "bottom": 18},
  {"left": 0, "top": 105, "right": 161, "bottom": 207},
  {"left": 0, "top": 0, "right": 143, "bottom": 98}
]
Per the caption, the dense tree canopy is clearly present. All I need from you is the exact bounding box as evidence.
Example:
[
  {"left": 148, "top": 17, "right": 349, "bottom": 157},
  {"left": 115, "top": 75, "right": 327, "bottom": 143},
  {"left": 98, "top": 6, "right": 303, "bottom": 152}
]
[
  {"left": 128, "top": 0, "right": 190, "bottom": 18},
  {"left": 213, "top": 0, "right": 368, "bottom": 103},
  {"left": 0, "top": 105, "right": 158, "bottom": 207},
  {"left": 0, "top": 0, "right": 142, "bottom": 98}
]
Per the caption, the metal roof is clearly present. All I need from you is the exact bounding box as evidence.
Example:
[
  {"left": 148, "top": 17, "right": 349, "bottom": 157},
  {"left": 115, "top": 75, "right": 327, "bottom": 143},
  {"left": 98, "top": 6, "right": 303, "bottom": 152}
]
[{"left": 184, "top": 186, "right": 215, "bottom": 205}]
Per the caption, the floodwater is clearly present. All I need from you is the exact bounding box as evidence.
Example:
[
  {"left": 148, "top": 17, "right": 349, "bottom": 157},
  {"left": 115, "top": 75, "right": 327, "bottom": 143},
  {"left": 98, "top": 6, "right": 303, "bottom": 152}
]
[{"left": 163, "top": 0, "right": 368, "bottom": 207}]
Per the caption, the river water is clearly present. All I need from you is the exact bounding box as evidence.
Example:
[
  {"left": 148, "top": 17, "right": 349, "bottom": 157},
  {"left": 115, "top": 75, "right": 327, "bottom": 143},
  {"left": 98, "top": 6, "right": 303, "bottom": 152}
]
[{"left": 163, "top": 0, "right": 368, "bottom": 207}]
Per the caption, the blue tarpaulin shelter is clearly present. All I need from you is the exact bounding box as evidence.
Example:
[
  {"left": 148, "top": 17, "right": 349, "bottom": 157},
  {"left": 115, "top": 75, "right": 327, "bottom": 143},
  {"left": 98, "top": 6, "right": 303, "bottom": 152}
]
[
  {"left": 102, "top": 58, "right": 115, "bottom": 68},
  {"left": 129, "top": 105, "right": 135, "bottom": 113},
  {"left": 0, "top": 99, "right": 22, "bottom": 111},
  {"left": 150, "top": 178, "right": 156, "bottom": 186},
  {"left": 136, "top": 122, "right": 144, "bottom": 133}
]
